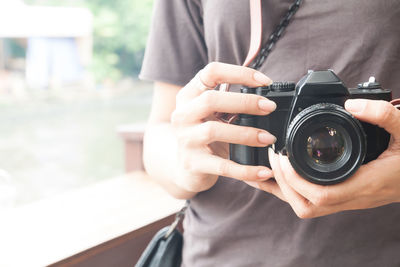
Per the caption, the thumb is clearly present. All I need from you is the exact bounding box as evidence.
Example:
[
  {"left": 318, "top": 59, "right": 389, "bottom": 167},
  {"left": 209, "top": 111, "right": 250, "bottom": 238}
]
[{"left": 345, "top": 99, "right": 400, "bottom": 139}]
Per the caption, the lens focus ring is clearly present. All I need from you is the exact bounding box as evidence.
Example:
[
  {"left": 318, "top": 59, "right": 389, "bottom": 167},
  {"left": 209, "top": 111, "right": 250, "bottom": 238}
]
[{"left": 285, "top": 103, "right": 366, "bottom": 185}]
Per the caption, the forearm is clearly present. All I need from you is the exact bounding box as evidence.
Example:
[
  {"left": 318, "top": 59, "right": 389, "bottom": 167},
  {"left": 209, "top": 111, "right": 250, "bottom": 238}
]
[{"left": 143, "top": 122, "right": 197, "bottom": 199}]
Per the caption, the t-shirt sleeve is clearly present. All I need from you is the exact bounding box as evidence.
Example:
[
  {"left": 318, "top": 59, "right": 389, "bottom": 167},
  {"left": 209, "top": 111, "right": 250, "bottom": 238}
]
[{"left": 139, "top": 0, "right": 208, "bottom": 87}]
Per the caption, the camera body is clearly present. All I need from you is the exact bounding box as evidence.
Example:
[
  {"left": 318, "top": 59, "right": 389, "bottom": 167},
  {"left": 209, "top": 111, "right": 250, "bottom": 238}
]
[{"left": 230, "top": 70, "right": 392, "bottom": 185}]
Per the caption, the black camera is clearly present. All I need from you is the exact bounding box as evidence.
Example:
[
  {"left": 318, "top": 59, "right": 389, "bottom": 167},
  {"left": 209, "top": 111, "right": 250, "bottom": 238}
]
[{"left": 230, "top": 70, "right": 392, "bottom": 185}]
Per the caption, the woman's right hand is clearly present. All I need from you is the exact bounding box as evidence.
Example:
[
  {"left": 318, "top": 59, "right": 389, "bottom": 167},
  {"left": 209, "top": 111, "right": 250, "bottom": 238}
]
[{"left": 170, "top": 62, "right": 277, "bottom": 193}]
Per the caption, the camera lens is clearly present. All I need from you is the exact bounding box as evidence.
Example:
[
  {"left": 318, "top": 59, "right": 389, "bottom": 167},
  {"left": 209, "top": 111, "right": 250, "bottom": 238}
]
[
  {"left": 306, "top": 126, "right": 345, "bottom": 164},
  {"left": 285, "top": 103, "right": 366, "bottom": 185}
]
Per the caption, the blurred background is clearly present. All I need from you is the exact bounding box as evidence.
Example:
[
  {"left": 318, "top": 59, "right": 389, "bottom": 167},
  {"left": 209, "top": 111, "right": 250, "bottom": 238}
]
[{"left": 0, "top": 0, "right": 153, "bottom": 208}]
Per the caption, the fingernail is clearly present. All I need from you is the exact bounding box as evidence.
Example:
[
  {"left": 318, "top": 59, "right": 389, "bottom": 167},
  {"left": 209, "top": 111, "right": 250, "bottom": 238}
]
[
  {"left": 258, "top": 132, "right": 277, "bottom": 144},
  {"left": 268, "top": 147, "right": 278, "bottom": 167},
  {"left": 268, "top": 147, "right": 275, "bottom": 158},
  {"left": 345, "top": 99, "right": 367, "bottom": 114},
  {"left": 253, "top": 72, "right": 273, "bottom": 85},
  {"left": 278, "top": 152, "right": 284, "bottom": 162},
  {"left": 279, "top": 153, "right": 288, "bottom": 168},
  {"left": 278, "top": 153, "right": 287, "bottom": 167},
  {"left": 258, "top": 169, "right": 273, "bottom": 179},
  {"left": 258, "top": 99, "right": 277, "bottom": 112}
]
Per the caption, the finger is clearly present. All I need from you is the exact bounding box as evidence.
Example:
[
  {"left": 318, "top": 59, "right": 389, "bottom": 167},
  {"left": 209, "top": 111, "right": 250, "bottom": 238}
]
[
  {"left": 279, "top": 155, "right": 370, "bottom": 206},
  {"left": 178, "top": 121, "right": 276, "bottom": 147},
  {"left": 278, "top": 155, "right": 345, "bottom": 206},
  {"left": 270, "top": 149, "right": 336, "bottom": 218},
  {"left": 245, "top": 180, "right": 287, "bottom": 201},
  {"left": 178, "top": 62, "right": 272, "bottom": 102},
  {"left": 199, "top": 62, "right": 272, "bottom": 88},
  {"left": 277, "top": 154, "right": 367, "bottom": 217},
  {"left": 176, "top": 73, "right": 215, "bottom": 103},
  {"left": 270, "top": 152, "right": 390, "bottom": 218},
  {"left": 172, "top": 90, "right": 276, "bottom": 124},
  {"left": 268, "top": 149, "right": 312, "bottom": 215},
  {"left": 345, "top": 99, "right": 400, "bottom": 139},
  {"left": 193, "top": 153, "right": 273, "bottom": 182},
  {"left": 301, "top": 156, "right": 400, "bottom": 216}
]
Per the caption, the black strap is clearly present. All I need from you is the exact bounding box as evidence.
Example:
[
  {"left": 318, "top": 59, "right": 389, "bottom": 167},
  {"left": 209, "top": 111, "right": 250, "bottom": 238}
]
[{"left": 250, "top": 0, "right": 303, "bottom": 70}]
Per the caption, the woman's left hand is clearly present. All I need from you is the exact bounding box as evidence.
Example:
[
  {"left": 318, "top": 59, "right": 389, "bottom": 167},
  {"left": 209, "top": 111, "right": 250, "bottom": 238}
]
[{"left": 248, "top": 99, "right": 400, "bottom": 218}]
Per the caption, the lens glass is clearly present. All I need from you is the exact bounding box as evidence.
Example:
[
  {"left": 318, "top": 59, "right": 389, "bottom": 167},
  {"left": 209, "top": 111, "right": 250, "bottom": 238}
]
[{"left": 306, "top": 126, "right": 345, "bottom": 164}]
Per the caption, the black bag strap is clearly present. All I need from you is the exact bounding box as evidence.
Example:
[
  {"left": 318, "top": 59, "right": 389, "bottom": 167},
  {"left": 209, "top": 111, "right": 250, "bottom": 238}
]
[{"left": 163, "top": 200, "right": 189, "bottom": 239}]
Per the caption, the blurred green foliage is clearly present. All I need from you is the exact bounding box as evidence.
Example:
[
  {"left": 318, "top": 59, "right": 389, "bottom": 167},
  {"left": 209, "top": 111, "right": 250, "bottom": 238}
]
[
  {"left": 87, "top": 0, "right": 153, "bottom": 81},
  {"left": 25, "top": 0, "right": 154, "bottom": 82}
]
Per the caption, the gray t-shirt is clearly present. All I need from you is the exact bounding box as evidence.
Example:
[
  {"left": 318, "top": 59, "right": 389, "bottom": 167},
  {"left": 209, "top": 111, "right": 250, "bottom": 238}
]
[{"left": 140, "top": 0, "right": 400, "bottom": 266}]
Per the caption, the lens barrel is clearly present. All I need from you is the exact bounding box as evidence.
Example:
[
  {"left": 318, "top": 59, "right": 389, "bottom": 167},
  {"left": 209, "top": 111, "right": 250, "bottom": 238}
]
[{"left": 285, "top": 103, "right": 366, "bottom": 185}]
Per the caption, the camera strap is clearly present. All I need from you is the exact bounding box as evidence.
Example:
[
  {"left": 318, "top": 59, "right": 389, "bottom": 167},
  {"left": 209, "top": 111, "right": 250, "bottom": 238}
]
[
  {"left": 242, "top": 0, "right": 263, "bottom": 67},
  {"left": 217, "top": 0, "right": 303, "bottom": 123},
  {"left": 249, "top": 0, "right": 303, "bottom": 70},
  {"left": 243, "top": 0, "right": 304, "bottom": 69}
]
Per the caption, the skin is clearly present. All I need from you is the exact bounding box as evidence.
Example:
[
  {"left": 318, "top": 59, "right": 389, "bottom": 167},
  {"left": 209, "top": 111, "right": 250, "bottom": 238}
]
[
  {"left": 143, "top": 62, "right": 276, "bottom": 199},
  {"left": 143, "top": 62, "right": 400, "bottom": 218}
]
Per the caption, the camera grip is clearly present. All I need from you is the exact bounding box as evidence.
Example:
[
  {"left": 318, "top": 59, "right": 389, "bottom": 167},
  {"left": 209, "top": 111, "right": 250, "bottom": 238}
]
[{"left": 229, "top": 115, "right": 258, "bottom": 166}]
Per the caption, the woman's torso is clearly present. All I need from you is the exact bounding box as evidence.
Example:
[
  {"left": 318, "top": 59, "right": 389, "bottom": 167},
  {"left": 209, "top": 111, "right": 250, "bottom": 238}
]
[{"left": 183, "top": 1, "right": 400, "bottom": 266}]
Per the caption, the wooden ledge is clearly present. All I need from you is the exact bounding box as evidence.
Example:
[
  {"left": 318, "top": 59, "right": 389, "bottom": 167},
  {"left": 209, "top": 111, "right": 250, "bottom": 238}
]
[
  {"left": 118, "top": 124, "right": 146, "bottom": 172},
  {"left": 117, "top": 124, "right": 146, "bottom": 141},
  {"left": 0, "top": 172, "right": 184, "bottom": 267}
]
